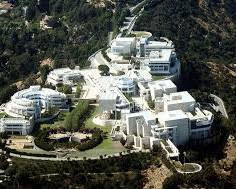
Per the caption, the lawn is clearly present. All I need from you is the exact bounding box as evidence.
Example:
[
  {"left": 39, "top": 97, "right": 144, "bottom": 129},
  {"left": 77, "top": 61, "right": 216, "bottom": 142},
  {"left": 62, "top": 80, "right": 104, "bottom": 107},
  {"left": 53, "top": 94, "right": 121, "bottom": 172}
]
[
  {"left": 173, "top": 161, "right": 197, "bottom": 172},
  {"left": 66, "top": 105, "right": 126, "bottom": 158},
  {"left": 0, "top": 112, "right": 9, "bottom": 118},
  {"left": 84, "top": 105, "right": 112, "bottom": 133},
  {"left": 40, "top": 112, "right": 69, "bottom": 129},
  {"left": 152, "top": 75, "right": 166, "bottom": 81},
  {"left": 40, "top": 105, "right": 126, "bottom": 158}
]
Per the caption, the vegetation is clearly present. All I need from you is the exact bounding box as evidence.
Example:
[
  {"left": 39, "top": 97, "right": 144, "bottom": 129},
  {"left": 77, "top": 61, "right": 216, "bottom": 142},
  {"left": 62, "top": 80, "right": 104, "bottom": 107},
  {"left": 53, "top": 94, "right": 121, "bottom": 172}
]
[
  {"left": 34, "top": 127, "right": 103, "bottom": 151},
  {"left": 101, "top": 49, "right": 111, "bottom": 62},
  {"left": 147, "top": 96, "right": 155, "bottom": 110},
  {"left": 57, "top": 84, "right": 72, "bottom": 94},
  {"left": 98, "top": 64, "right": 110, "bottom": 76},
  {"left": 75, "top": 83, "right": 82, "bottom": 98},
  {"left": 64, "top": 100, "right": 89, "bottom": 131},
  {"left": 136, "top": 0, "right": 236, "bottom": 133},
  {"left": 0, "top": 0, "right": 114, "bottom": 100},
  {"left": 0, "top": 85, "right": 18, "bottom": 104},
  {"left": 152, "top": 75, "right": 166, "bottom": 81},
  {"left": 2, "top": 152, "right": 155, "bottom": 189}
]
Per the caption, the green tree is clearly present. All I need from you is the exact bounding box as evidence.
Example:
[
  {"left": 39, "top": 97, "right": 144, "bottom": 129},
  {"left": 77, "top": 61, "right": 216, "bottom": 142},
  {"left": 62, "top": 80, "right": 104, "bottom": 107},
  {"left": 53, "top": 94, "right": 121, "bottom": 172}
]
[{"left": 98, "top": 65, "right": 110, "bottom": 75}]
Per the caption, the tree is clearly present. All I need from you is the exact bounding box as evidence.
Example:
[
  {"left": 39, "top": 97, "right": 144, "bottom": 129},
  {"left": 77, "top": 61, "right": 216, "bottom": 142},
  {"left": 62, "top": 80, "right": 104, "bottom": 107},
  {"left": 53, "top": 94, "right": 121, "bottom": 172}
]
[
  {"left": 75, "top": 84, "right": 82, "bottom": 98},
  {"left": 98, "top": 65, "right": 109, "bottom": 75},
  {"left": 39, "top": 65, "right": 51, "bottom": 84}
]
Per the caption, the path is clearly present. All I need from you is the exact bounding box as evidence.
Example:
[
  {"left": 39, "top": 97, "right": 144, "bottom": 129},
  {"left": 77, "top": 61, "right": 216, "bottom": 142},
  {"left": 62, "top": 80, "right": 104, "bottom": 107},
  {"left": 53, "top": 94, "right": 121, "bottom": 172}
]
[
  {"left": 210, "top": 94, "right": 229, "bottom": 119},
  {"left": 9, "top": 149, "right": 150, "bottom": 161}
]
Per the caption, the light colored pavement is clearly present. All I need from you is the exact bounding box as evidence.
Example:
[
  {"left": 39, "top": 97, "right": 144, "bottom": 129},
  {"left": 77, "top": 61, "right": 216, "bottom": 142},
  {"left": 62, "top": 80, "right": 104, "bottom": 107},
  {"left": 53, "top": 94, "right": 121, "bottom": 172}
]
[
  {"left": 9, "top": 149, "right": 150, "bottom": 161},
  {"left": 129, "top": 0, "right": 147, "bottom": 13},
  {"left": 108, "top": 32, "right": 113, "bottom": 46},
  {"left": 210, "top": 94, "right": 229, "bottom": 119}
]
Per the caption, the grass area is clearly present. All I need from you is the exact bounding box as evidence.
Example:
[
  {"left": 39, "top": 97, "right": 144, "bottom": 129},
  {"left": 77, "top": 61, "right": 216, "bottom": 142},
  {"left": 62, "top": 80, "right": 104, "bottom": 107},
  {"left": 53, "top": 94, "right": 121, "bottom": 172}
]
[
  {"left": 84, "top": 105, "right": 112, "bottom": 133},
  {"left": 130, "top": 31, "right": 151, "bottom": 38},
  {"left": 152, "top": 75, "right": 166, "bottom": 81},
  {"left": 40, "top": 112, "right": 69, "bottom": 129},
  {"left": 173, "top": 161, "right": 197, "bottom": 172},
  {"left": 0, "top": 112, "right": 8, "bottom": 118},
  {"left": 65, "top": 105, "right": 126, "bottom": 158},
  {"left": 38, "top": 105, "right": 126, "bottom": 158}
]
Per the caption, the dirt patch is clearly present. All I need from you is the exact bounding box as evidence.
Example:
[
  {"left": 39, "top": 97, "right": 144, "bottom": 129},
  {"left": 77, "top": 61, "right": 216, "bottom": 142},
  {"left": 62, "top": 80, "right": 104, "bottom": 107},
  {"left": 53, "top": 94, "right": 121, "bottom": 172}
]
[
  {"left": 6, "top": 136, "right": 34, "bottom": 150},
  {"left": 142, "top": 164, "right": 172, "bottom": 189},
  {"left": 0, "top": 1, "right": 13, "bottom": 10},
  {"left": 40, "top": 58, "right": 54, "bottom": 68},
  {"left": 86, "top": 0, "right": 115, "bottom": 7},
  {"left": 214, "top": 135, "right": 236, "bottom": 176}
]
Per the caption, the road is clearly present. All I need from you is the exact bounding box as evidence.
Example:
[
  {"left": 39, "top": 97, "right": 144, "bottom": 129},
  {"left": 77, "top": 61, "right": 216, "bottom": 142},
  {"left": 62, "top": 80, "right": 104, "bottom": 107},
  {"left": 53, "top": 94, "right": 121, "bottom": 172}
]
[
  {"left": 129, "top": 0, "right": 147, "bottom": 14},
  {"left": 210, "top": 94, "right": 229, "bottom": 119},
  {"left": 108, "top": 32, "right": 113, "bottom": 46},
  {"left": 9, "top": 149, "right": 149, "bottom": 161}
]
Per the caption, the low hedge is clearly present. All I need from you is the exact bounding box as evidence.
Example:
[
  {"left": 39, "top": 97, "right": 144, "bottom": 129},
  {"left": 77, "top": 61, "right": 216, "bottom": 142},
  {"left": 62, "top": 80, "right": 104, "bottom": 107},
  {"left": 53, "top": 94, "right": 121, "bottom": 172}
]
[{"left": 6, "top": 148, "right": 56, "bottom": 158}]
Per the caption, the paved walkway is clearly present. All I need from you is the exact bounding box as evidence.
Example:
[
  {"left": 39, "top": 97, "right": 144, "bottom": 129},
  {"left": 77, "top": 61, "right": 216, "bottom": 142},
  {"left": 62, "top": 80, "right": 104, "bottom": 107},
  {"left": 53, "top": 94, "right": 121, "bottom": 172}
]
[
  {"left": 9, "top": 149, "right": 150, "bottom": 161},
  {"left": 210, "top": 94, "right": 229, "bottom": 119}
]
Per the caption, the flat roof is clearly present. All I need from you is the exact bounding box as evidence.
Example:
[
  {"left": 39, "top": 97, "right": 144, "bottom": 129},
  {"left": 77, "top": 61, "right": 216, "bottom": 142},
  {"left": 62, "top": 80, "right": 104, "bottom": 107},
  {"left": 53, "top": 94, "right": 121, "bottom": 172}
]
[
  {"left": 126, "top": 111, "right": 155, "bottom": 121},
  {"left": 165, "top": 91, "right": 195, "bottom": 104},
  {"left": 158, "top": 110, "right": 188, "bottom": 121},
  {"left": 148, "top": 49, "right": 173, "bottom": 62},
  {"left": 147, "top": 40, "right": 174, "bottom": 48},
  {"left": 149, "top": 79, "right": 176, "bottom": 90},
  {"left": 100, "top": 89, "right": 117, "bottom": 101}
]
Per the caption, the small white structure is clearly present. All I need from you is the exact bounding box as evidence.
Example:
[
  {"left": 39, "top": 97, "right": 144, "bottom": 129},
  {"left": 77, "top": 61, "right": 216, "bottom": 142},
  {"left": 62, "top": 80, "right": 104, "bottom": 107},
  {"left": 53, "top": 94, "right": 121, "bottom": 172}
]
[
  {"left": 47, "top": 67, "right": 81, "bottom": 86},
  {"left": 5, "top": 86, "right": 67, "bottom": 119},
  {"left": 148, "top": 80, "right": 177, "bottom": 101},
  {"left": 111, "top": 37, "right": 136, "bottom": 56},
  {"left": 0, "top": 117, "right": 34, "bottom": 135},
  {"left": 157, "top": 110, "right": 190, "bottom": 145},
  {"left": 156, "top": 91, "right": 196, "bottom": 113},
  {"left": 137, "top": 37, "right": 174, "bottom": 57},
  {"left": 117, "top": 77, "right": 136, "bottom": 96},
  {"left": 99, "top": 88, "right": 131, "bottom": 113},
  {"left": 119, "top": 90, "right": 214, "bottom": 150},
  {"left": 143, "top": 50, "right": 178, "bottom": 74}
]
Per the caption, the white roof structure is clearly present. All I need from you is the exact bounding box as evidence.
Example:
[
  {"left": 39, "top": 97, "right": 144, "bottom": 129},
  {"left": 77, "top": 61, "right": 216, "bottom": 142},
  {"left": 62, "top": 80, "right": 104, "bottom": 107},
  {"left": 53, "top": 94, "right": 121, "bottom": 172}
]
[
  {"left": 165, "top": 91, "right": 195, "bottom": 105},
  {"left": 146, "top": 40, "right": 174, "bottom": 49},
  {"left": 113, "top": 37, "right": 136, "bottom": 44},
  {"left": 47, "top": 67, "right": 81, "bottom": 86},
  {"left": 157, "top": 110, "right": 188, "bottom": 122},
  {"left": 125, "top": 69, "right": 152, "bottom": 82},
  {"left": 126, "top": 111, "right": 156, "bottom": 123},
  {"left": 148, "top": 49, "right": 173, "bottom": 63},
  {"left": 148, "top": 79, "right": 176, "bottom": 91}
]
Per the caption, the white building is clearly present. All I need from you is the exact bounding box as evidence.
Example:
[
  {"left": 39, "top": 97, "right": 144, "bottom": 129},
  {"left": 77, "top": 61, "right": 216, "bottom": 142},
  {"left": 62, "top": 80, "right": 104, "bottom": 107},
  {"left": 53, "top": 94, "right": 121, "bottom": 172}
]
[
  {"left": 142, "top": 49, "right": 178, "bottom": 74},
  {"left": 0, "top": 117, "right": 34, "bottom": 135},
  {"left": 156, "top": 91, "right": 196, "bottom": 113},
  {"left": 148, "top": 80, "right": 177, "bottom": 101},
  {"left": 156, "top": 110, "right": 190, "bottom": 145},
  {"left": 119, "top": 90, "right": 214, "bottom": 152},
  {"left": 47, "top": 67, "right": 82, "bottom": 86},
  {"left": 137, "top": 37, "right": 174, "bottom": 57},
  {"left": 111, "top": 37, "right": 136, "bottom": 56},
  {"left": 5, "top": 86, "right": 67, "bottom": 119},
  {"left": 117, "top": 77, "right": 136, "bottom": 96},
  {"left": 99, "top": 88, "right": 131, "bottom": 113}
]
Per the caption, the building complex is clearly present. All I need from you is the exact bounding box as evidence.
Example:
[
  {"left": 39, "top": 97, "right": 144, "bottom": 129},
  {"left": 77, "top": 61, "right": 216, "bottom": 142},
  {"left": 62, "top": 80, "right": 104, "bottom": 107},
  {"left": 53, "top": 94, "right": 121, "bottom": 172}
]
[
  {"left": 0, "top": 30, "right": 214, "bottom": 157},
  {"left": 47, "top": 67, "right": 82, "bottom": 86},
  {"left": 110, "top": 35, "right": 180, "bottom": 76},
  {"left": 1, "top": 86, "right": 67, "bottom": 135}
]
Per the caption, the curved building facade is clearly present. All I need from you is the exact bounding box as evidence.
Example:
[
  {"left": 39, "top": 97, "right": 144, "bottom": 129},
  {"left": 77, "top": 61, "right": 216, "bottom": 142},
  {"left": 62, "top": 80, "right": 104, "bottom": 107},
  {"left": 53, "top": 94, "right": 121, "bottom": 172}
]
[
  {"left": 5, "top": 86, "right": 67, "bottom": 119},
  {"left": 117, "top": 77, "right": 135, "bottom": 95}
]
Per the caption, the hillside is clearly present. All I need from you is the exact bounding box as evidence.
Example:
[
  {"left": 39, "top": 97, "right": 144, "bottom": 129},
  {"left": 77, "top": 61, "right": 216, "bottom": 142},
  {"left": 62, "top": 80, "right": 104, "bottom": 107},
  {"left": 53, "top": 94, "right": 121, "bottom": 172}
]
[
  {"left": 135, "top": 1, "right": 236, "bottom": 188},
  {"left": 0, "top": 0, "right": 133, "bottom": 104},
  {"left": 135, "top": 0, "right": 236, "bottom": 128}
]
